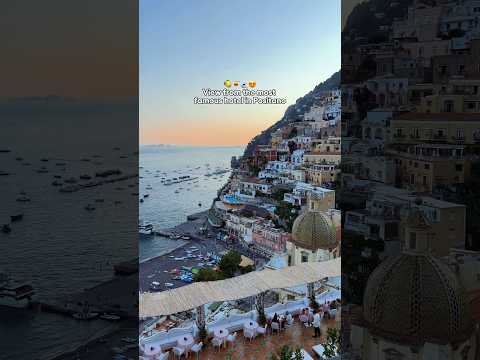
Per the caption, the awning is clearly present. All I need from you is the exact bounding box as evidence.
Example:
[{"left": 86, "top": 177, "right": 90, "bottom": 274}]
[{"left": 139, "top": 258, "right": 340, "bottom": 317}]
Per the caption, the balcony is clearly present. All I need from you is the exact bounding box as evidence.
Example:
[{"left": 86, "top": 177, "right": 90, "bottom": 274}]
[{"left": 433, "top": 134, "right": 447, "bottom": 142}]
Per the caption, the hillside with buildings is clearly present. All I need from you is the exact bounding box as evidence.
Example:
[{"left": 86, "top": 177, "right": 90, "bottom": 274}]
[
  {"left": 341, "top": 0, "right": 480, "bottom": 358},
  {"left": 242, "top": 71, "right": 340, "bottom": 158}
]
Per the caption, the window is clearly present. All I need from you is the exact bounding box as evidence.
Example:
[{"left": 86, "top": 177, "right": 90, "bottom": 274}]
[
  {"left": 301, "top": 252, "right": 309, "bottom": 263},
  {"left": 410, "top": 174, "right": 415, "bottom": 184},
  {"left": 423, "top": 176, "right": 427, "bottom": 185},
  {"left": 456, "top": 128, "right": 465, "bottom": 139},
  {"left": 409, "top": 232, "right": 417, "bottom": 250},
  {"left": 456, "top": 164, "right": 463, "bottom": 172},
  {"left": 444, "top": 100, "right": 454, "bottom": 112},
  {"left": 424, "top": 164, "right": 430, "bottom": 170}
]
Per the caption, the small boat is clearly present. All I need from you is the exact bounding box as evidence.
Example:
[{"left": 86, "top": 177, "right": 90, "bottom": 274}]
[
  {"left": 0, "top": 171, "right": 9, "bottom": 176},
  {"left": 0, "top": 149, "right": 11, "bottom": 153},
  {"left": 150, "top": 282, "right": 162, "bottom": 291},
  {"left": 84, "top": 204, "right": 95, "bottom": 211},
  {"left": 174, "top": 190, "right": 180, "bottom": 194},
  {"left": 79, "top": 174, "right": 92, "bottom": 180},
  {"left": 10, "top": 214, "right": 23, "bottom": 222},
  {"left": 40, "top": 158, "right": 49, "bottom": 162},
  {"left": 64, "top": 177, "right": 77, "bottom": 184},
  {"left": 15, "top": 157, "right": 23, "bottom": 161},
  {"left": 53, "top": 175, "right": 62, "bottom": 179},
  {"left": 143, "top": 194, "right": 149, "bottom": 198},
  {"left": 198, "top": 202, "right": 202, "bottom": 207},
  {"left": 72, "top": 312, "right": 99, "bottom": 320},
  {"left": 51, "top": 180, "right": 62, "bottom": 186},
  {"left": 36, "top": 167, "right": 48, "bottom": 173},
  {"left": 1, "top": 224, "right": 11, "bottom": 234},
  {"left": 140, "top": 199, "right": 144, "bottom": 203},
  {"left": 182, "top": 236, "right": 190, "bottom": 240},
  {"left": 164, "top": 283, "right": 174, "bottom": 288},
  {"left": 100, "top": 314, "right": 121, "bottom": 321},
  {"left": 0, "top": 274, "right": 34, "bottom": 308},
  {"left": 16, "top": 195, "right": 30, "bottom": 202}
]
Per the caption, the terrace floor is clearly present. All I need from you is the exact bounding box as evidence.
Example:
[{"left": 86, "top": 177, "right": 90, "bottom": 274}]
[{"left": 187, "top": 317, "right": 337, "bottom": 360}]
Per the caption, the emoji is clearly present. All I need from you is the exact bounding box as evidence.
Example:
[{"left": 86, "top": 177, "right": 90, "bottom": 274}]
[
  {"left": 241, "top": 82, "right": 247, "bottom": 89},
  {"left": 224, "top": 80, "right": 231, "bottom": 88},
  {"left": 233, "top": 81, "right": 239, "bottom": 87},
  {"left": 248, "top": 80, "right": 256, "bottom": 88}
]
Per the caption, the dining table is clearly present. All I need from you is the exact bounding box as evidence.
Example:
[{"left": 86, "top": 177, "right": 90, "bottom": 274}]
[
  {"left": 243, "top": 320, "right": 259, "bottom": 332},
  {"left": 143, "top": 343, "right": 162, "bottom": 357},
  {"left": 214, "top": 327, "right": 229, "bottom": 346},
  {"left": 177, "top": 334, "right": 194, "bottom": 355}
]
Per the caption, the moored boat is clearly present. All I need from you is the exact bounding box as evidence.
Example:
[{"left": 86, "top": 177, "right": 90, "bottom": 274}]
[
  {"left": 10, "top": 214, "right": 23, "bottom": 222},
  {"left": 0, "top": 273, "right": 34, "bottom": 308}
]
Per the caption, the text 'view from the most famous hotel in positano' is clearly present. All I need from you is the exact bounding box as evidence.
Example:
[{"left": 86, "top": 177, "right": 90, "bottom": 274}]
[
  {"left": 138, "top": 1, "right": 341, "bottom": 359},
  {"left": 341, "top": 0, "right": 480, "bottom": 359}
]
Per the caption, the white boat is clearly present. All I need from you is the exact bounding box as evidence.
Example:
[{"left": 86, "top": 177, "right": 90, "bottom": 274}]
[
  {"left": 0, "top": 273, "right": 34, "bottom": 308},
  {"left": 100, "top": 314, "right": 121, "bottom": 321},
  {"left": 16, "top": 195, "right": 31, "bottom": 202},
  {"left": 73, "top": 312, "right": 99, "bottom": 320}
]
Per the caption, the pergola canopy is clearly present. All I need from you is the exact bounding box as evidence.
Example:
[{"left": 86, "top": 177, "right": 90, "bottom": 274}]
[{"left": 140, "top": 258, "right": 340, "bottom": 317}]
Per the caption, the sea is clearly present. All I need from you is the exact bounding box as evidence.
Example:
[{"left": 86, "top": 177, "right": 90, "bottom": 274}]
[
  {"left": 0, "top": 108, "right": 243, "bottom": 360},
  {"left": 139, "top": 145, "right": 244, "bottom": 261},
  {"left": 0, "top": 98, "right": 139, "bottom": 360}
]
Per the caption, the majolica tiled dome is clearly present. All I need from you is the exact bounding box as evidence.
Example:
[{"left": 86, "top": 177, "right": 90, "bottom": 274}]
[
  {"left": 291, "top": 211, "right": 336, "bottom": 251},
  {"left": 363, "top": 252, "right": 473, "bottom": 345}
]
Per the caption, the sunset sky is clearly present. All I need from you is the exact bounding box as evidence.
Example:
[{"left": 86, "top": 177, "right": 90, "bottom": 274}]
[{"left": 140, "top": 0, "right": 341, "bottom": 146}]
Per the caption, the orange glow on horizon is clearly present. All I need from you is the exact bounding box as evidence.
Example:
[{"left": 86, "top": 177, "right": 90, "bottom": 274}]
[{"left": 140, "top": 110, "right": 283, "bottom": 146}]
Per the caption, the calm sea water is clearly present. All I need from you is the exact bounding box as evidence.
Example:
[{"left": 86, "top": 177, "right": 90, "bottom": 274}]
[
  {"left": 0, "top": 98, "right": 137, "bottom": 360},
  {"left": 139, "top": 145, "right": 244, "bottom": 261}
]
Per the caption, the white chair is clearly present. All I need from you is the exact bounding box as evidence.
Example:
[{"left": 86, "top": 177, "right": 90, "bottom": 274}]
[
  {"left": 211, "top": 337, "right": 223, "bottom": 351},
  {"left": 330, "top": 308, "right": 337, "bottom": 318},
  {"left": 226, "top": 332, "right": 237, "bottom": 347},
  {"left": 157, "top": 351, "right": 170, "bottom": 360},
  {"left": 190, "top": 342, "right": 203, "bottom": 360},
  {"left": 172, "top": 347, "right": 185, "bottom": 359},
  {"left": 271, "top": 322, "right": 280, "bottom": 334},
  {"left": 256, "top": 324, "right": 267, "bottom": 336},
  {"left": 243, "top": 328, "right": 255, "bottom": 341}
]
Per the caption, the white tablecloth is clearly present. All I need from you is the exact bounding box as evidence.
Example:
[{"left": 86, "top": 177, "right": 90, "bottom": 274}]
[{"left": 243, "top": 320, "right": 258, "bottom": 332}]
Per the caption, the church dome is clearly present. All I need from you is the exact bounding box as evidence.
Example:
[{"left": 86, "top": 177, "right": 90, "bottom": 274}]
[
  {"left": 291, "top": 210, "right": 337, "bottom": 251},
  {"left": 363, "top": 252, "right": 473, "bottom": 345}
]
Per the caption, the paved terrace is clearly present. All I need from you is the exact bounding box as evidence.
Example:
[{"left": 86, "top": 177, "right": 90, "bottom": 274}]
[{"left": 198, "top": 317, "right": 337, "bottom": 359}]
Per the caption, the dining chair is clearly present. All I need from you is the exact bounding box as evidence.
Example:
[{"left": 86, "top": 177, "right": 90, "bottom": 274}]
[
  {"left": 256, "top": 324, "right": 267, "bottom": 336},
  {"left": 212, "top": 337, "right": 223, "bottom": 351},
  {"left": 226, "top": 332, "right": 237, "bottom": 347},
  {"left": 172, "top": 346, "right": 185, "bottom": 359},
  {"left": 271, "top": 322, "right": 280, "bottom": 334},
  {"left": 190, "top": 342, "right": 203, "bottom": 360}
]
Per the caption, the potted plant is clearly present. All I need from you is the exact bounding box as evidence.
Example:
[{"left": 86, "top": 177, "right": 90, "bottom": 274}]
[{"left": 323, "top": 328, "right": 341, "bottom": 358}]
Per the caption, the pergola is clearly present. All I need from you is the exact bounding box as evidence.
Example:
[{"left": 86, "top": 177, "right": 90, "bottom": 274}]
[{"left": 140, "top": 258, "right": 340, "bottom": 330}]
